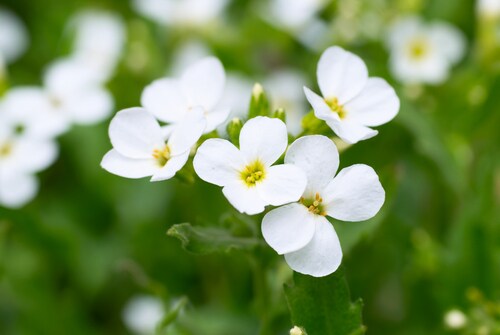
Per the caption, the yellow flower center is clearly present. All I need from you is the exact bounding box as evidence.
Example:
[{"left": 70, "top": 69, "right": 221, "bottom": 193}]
[
  {"left": 0, "top": 141, "right": 12, "bottom": 158},
  {"left": 300, "top": 193, "right": 326, "bottom": 216},
  {"left": 325, "top": 97, "right": 347, "bottom": 119},
  {"left": 240, "top": 160, "right": 266, "bottom": 187},
  {"left": 407, "top": 38, "right": 430, "bottom": 60},
  {"left": 152, "top": 145, "right": 171, "bottom": 167}
]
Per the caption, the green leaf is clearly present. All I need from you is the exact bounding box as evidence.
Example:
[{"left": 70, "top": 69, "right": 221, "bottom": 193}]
[
  {"left": 285, "top": 269, "right": 365, "bottom": 335},
  {"left": 167, "top": 223, "right": 261, "bottom": 254},
  {"left": 156, "top": 297, "right": 189, "bottom": 334}
]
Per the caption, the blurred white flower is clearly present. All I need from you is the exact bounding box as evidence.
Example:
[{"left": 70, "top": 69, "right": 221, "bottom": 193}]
[
  {"left": 193, "top": 117, "right": 307, "bottom": 215},
  {"left": 70, "top": 10, "right": 126, "bottom": 82},
  {"left": 304, "top": 46, "right": 400, "bottom": 144},
  {"left": 477, "top": 0, "right": 500, "bottom": 16},
  {"left": 122, "top": 295, "right": 165, "bottom": 335},
  {"left": 262, "top": 135, "right": 385, "bottom": 277},
  {"left": 0, "top": 8, "right": 28, "bottom": 63},
  {"left": 264, "top": 70, "right": 308, "bottom": 136},
  {"left": 132, "top": 0, "right": 228, "bottom": 27},
  {"left": 0, "top": 171, "right": 38, "bottom": 209},
  {"left": 142, "top": 57, "right": 230, "bottom": 133},
  {"left": 221, "top": 74, "right": 253, "bottom": 120},
  {"left": 101, "top": 107, "right": 205, "bottom": 182},
  {"left": 444, "top": 309, "right": 467, "bottom": 329},
  {"left": 43, "top": 58, "right": 114, "bottom": 125},
  {"left": 290, "top": 326, "right": 305, "bottom": 335},
  {"left": 1, "top": 87, "right": 69, "bottom": 138},
  {"left": 169, "top": 40, "right": 211, "bottom": 76},
  {"left": 0, "top": 120, "right": 58, "bottom": 208},
  {"left": 386, "top": 17, "right": 466, "bottom": 85}
]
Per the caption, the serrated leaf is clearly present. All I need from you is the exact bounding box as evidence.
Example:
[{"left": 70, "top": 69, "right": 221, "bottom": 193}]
[
  {"left": 167, "top": 223, "right": 261, "bottom": 254},
  {"left": 285, "top": 269, "right": 365, "bottom": 335}
]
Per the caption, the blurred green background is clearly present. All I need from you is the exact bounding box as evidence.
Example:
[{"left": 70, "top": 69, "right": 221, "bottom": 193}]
[{"left": 0, "top": 0, "right": 499, "bottom": 334}]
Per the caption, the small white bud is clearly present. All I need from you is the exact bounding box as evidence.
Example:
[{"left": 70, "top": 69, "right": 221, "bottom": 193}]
[
  {"left": 252, "top": 83, "right": 264, "bottom": 98},
  {"left": 290, "top": 325, "right": 305, "bottom": 335},
  {"left": 444, "top": 309, "right": 467, "bottom": 329}
]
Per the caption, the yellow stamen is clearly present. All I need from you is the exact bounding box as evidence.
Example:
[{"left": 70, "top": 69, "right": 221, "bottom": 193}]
[
  {"left": 300, "top": 193, "right": 326, "bottom": 216},
  {"left": 152, "top": 146, "right": 171, "bottom": 167},
  {"left": 324, "top": 97, "right": 347, "bottom": 119},
  {"left": 407, "top": 38, "right": 429, "bottom": 60},
  {"left": 240, "top": 160, "right": 266, "bottom": 187},
  {"left": 0, "top": 142, "right": 12, "bottom": 157}
]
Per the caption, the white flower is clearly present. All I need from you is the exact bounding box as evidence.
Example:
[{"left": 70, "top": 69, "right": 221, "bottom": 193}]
[
  {"left": 132, "top": 0, "right": 228, "bottom": 27},
  {"left": 444, "top": 309, "right": 467, "bottom": 329},
  {"left": 266, "top": 0, "right": 326, "bottom": 31},
  {"left": 70, "top": 10, "right": 126, "bottom": 82},
  {"left": 386, "top": 17, "right": 466, "bottom": 85},
  {"left": 141, "top": 56, "right": 229, "bottom": 134},
  {"left": 122, "top": 295, "right": 165, "bottom": 335},
  {"left": 1, "top": 87, "right": 69, "bottom": 139},
  {"left": 477, "top": 0, "right": 500, "bottom": 16},
  {"left": 101, "top": 107, "right": 205, "bottom": 182},
  {"left": 0, "top": 120, "right": 58, "bottom": 208},
  {"left": 43, "top": 57, "right": 114, "bottom": 125},
  {"left": 169, "top": 40, "right": 211, "bottom": 76},
  {"left": 261, "top": 135, "right": 385, "bottom": 277},
  {"left": 0, "top": 171, "right": 38, "bottom": 208},
  {"left": 304, "top": 46, "right": 400, "bottom": 144},
  {"left": 0, "top": 8, "right": 28, "bottom": 63},
  {"left": 193, "top": 116, "right": 307, "bottom": 215},
  {"left": 264, "top": 70, "right": 308, "bottom": 136}
]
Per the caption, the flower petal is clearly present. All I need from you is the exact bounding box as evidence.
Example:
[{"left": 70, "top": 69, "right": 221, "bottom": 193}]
[
  {"left": 0, "top": 172, "right": 38, "bottom": 208},
  {"left": 181, "top": 57, "right": 225, "bottom": 111},
  {"left": 344, "top": 77, "right": 400, "bottom": 127},
  {"left": 303, "top": 86, "right": 339, "bottom": 122},
  {"left": 325, "top": 118, "right": 378, "bottom": 144},
  {"left": 285, "top": 135, "right": 339, "bottom": 194},
  {"left": 150, "top": 151, "right": 190, "bottom": 182},
  {"left": 9, "top": 138, "right": 59, "bottom": 174},
  {"left": 168, "top": 107, "right": 206, "bottom": 155},
  {"left": 323, "top": 164, "right": 385, "bottom": 222},
  {"left": 317, "top": 46, "right": 368, "bottom": 104},
  {"left": 284, "top": 216, "right": 342, "bottom": 277},
  {"left": 222, "top": 181, "right": 267, "bottom": 215},
  {"left": 257, "top": 164, "right": 307, "bottom": 206},
  {"left": 101, "top": 149, "right": 158, "bottom": 179},
  {"left": 428, "top": 22, "right": 465, "bottom": 64},
  {"left": 141, "top": 78, "right": 189, "bottom": 123},
  {"left": 64, "top": 86, "right": 114, "bottom": 125},
  {"left": 262, "top": 203, "right": 316, "bottom": 255},
  {"left": 239, "top": 116, "right": 288, "bottom": 165},
  {"left": 205, "top": 107, "right": 231, "bottom": 133},
  {"left": 109, "top": 107, "right": 164, "bottom": 159},
  {"left": 193, "top": 138, "right": 245, "bottom": 187}
]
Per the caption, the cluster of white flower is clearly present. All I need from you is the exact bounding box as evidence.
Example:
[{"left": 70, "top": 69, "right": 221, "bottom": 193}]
[
  {"left": 0, "top": 9, "right": 125, "bottom": 208},
  {"left": 102, "top": 46, "right": 399, "bottom": 277},
  {"left": 386, "top": 16, "right": 466, "bottom": 85}
]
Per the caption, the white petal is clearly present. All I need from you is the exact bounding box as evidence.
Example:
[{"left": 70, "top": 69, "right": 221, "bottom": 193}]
[
  {"left": 303, "top": 86, "right": 339, "bottom": 122},
  {"left": 428, "top": 22, "right": 465, "bottom": 64},
  {"left": 109, "top": 107, "right": 164, "bottom": 159},
  {"left": 0, "top": 173, "right": 38, "bottom": 208},
  {"left": 386, "top": 16, "right": 422, "bottom": 50},
  {"left": 7, "top": 138, "right": 59, "bottom": 174},
  {"left": 389, "top": 50, "right": 449, "bottom": 85},
  {"left": 239, "top": 116, "right": 288, "bottom": 165},
  {"left": 204, "top": 107, "right": 231, "bottom": 133},
  {"left": 101, "top": 149, "right": 158, "bottom": 179},
  {"left": 344, "top": 77, "right": 400, "bottom": 127},
  {"left": 0, "top": 9, "right": 28, "bottom": 63},
  {"left": 317, "top": 46, "right": 368, "bottom": 104},
  {"left": 284, "top": 216, "right": 342, "bottom": 277},
  {"left": 262, "top": 203, "right": 316, "bottom": 255},
  {"left": 193, "top": 138, "right": 245, "bottom": 187},
  {"left": 222, "top": 181, "right": 267, "bottom": 215},
  {"left": 168, "top": 107, "right": 206, "bottom": 155},
  {"left": 141, "top": 78, "right": 189, "bottom": 123},
  {"left": 285, "top": 135, "right": 339, "bottom": 193},
  {"left": 325, "top": 118, "right": 378, "bottom": 144},
  {"left": 323, "top": 164, "right": 385, "bottom": 222},
  {"left": 181, "top": 57, "right": 225, "bottom": 111},
  {"left": 257, "top": 164, "right": 306, "bottom": 206},
  {"left": 150, "top": 151, "right": 190, "bottom": 182},
  {"left": 65, "top": 86, "right": 114, "bottom": 125}
]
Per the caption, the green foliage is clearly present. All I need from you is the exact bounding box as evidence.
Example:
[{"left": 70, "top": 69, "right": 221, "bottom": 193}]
[{"left": 285, "top": 269, "right": 365, "bottom": 335}]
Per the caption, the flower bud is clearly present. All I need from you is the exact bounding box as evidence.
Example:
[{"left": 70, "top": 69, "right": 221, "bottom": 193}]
[
  {"left": 248, "top": 83, "right": 270, "bottom": 118},
  {"left": 290, "top": 326, "right": 306, "bottom": 335},
  {"left": 226, "top": 117, "right": 243, "bottom": 146},
  {"left": 272, "top": 107, "right": 286, "bottom": 123}
]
